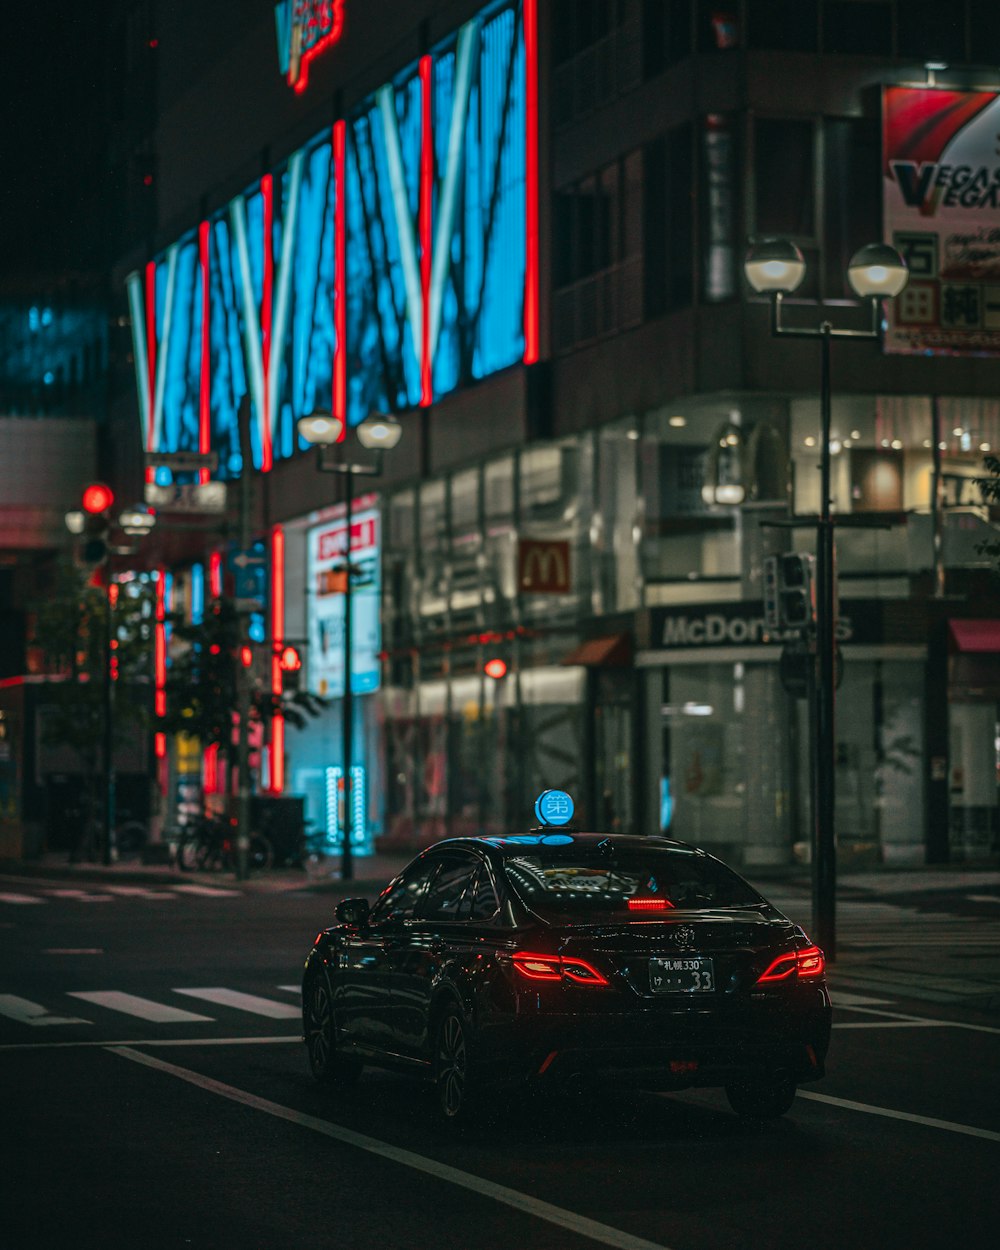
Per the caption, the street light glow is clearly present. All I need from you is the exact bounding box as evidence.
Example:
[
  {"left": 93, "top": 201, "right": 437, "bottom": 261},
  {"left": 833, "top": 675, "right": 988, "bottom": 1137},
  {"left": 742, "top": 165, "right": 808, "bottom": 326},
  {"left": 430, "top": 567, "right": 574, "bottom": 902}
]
[
  {"left": 357, "top": 412, "right": 403, "bottom": 450},
  {"left": 743, "top": 239, "right": 806, "bottom": 293},
  {"left": 297, "top": 411, "right": 345, "bottom": 445}
]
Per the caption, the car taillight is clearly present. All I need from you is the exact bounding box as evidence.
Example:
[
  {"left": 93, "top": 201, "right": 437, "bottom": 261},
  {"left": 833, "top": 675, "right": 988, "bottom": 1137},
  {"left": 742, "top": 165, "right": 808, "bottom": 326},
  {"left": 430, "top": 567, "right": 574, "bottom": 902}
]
[
  {"left": 756, "top": 944, "right": 826, "bottom": 984},
  {"left": 627, "top": 897, "right": 674, "bottom": 912},
  {"left": 512, "top": 951, "right": 609, "bottom": 987}
]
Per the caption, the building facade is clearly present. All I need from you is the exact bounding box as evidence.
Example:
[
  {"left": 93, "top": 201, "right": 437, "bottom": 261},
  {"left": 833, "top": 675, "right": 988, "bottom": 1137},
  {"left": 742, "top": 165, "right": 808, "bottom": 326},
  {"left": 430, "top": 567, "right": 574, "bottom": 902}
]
[{"left": 116, "top": 0, "right": 1000, "bottom": 868}]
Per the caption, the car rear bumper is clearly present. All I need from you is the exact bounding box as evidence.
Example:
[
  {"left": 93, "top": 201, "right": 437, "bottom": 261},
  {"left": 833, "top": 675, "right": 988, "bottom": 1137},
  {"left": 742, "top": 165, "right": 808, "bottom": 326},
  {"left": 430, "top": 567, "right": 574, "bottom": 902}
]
[{"left": 480, "top": 993, "right": 831, "bottom": 1090}]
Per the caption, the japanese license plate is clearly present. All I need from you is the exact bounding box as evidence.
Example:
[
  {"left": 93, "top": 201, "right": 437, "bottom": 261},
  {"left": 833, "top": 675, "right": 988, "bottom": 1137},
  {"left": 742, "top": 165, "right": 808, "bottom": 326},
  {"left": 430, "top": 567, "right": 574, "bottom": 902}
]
[{"left": 650, "top": 956, "right": 715, "bottom": 993}]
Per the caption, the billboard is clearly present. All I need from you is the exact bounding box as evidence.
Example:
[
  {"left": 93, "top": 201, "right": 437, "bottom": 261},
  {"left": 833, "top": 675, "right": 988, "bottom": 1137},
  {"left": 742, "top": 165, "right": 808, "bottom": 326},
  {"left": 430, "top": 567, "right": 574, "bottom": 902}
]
[
  {"left": 306, "top": 503, "right": 381, "bottom": 698},
  {"left": 883, "top": 86, "right": 1000, "bottom": 356}
]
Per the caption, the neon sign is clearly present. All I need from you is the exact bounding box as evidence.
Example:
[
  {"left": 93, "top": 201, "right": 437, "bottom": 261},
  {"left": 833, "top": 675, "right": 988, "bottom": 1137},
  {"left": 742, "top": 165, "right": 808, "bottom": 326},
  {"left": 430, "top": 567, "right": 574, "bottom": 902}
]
[{"left": 275, "top": 1, "right": 345, "bottom": 94}]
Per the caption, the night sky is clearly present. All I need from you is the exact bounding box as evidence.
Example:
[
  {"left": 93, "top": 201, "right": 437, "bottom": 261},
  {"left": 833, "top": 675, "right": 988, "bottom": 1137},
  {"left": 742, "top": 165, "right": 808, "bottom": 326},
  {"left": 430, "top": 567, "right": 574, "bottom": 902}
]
[{"left": 0, "top": 3, "right": 115, "bottom": 278}]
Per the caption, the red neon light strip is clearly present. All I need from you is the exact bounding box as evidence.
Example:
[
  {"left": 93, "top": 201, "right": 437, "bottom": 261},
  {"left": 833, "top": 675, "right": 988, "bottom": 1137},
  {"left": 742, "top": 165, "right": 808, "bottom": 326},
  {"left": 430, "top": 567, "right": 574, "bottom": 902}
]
[
  {"left": 155, "top": 732, "right": 167, "bottom": 759},
  {"left": 523, "top": 0, "right": 539, "bottom": 364},
  {"left": 333, "top": 120, "right": 347, "bottom": 440},
  {"left": 198, "top": 220, "right": 211, "bottom": 483},
  {"left": 291, "top": 1, "right": 346, "bottom": 94},
  {"left": 204, "top": 744, "right": 219, "bottom": 794},
  {"left": 268, "top": 525, "right": 285, "bottom": 794},
  {"left": 419, "top": 54, "right": 433, "bottom": 407},
  {"left": 154, "top": 569, "right": 166, "bottom": 718},
  {"left": 260, "top": 174, "right": 274, "bottom": 473},
  {"left": 208, "top": 550, "right": 223, "bottom": 598},
  {"left": 144, "top": 261, "right": 157, "bottom": 483}
]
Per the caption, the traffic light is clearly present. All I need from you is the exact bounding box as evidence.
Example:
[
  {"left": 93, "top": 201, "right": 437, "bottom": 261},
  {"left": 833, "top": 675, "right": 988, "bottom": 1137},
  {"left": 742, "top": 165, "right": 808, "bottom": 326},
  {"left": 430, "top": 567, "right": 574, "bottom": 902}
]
[
  {"left": 278, "top": 644, "right": 302, "bottom": 692},
  {"left": 484, "top": 658, "right": 507, "bottom": 679},
  {"left": 79, "top": 482, "right": 114, "bottom": 566},
  {"left": 763, "top": 553, "right": 816, "bottom": 631}
]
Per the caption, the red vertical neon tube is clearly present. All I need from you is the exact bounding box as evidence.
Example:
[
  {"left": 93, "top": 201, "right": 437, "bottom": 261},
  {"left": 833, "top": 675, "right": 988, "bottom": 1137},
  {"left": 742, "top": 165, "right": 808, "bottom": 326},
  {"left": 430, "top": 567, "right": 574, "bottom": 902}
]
[
  {"left": 144, "top": 261, "right": 158, "bottom": 483},
  {"left": 154, "top": 568, "right": 167, "bottom": 763},
  {"left": 260, "top": 174, "right": 274, "bottom": 473},
  {"left": 333, "top": 120, "right": 347, "bottom": 441},
  {"left": 268, "top": 525, "right": 285, "bottom": 794},
  {"left": 523, "top": 0, "right": 540, "bottom": 364},
  {"left": 208, "top": 550, "right": 223, "bottom": 598},
  {"left": 419, "top": 54, "right": 434, "bottom": 406},
  {"left": 198, "top": 220, "right": 211, "bottom": 483}
]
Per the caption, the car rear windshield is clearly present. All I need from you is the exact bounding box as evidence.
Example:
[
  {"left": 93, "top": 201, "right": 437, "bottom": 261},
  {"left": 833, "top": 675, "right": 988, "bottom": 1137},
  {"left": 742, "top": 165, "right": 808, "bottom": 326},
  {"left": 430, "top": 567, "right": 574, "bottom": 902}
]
[{"left": 503, "top": 844, "right": 763, "bottom": 923}]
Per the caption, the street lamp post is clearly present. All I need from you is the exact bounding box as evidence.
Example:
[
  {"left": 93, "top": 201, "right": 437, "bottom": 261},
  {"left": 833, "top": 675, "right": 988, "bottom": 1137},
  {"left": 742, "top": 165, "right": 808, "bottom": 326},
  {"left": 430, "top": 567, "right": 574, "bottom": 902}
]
[
  {"left": 744, "top": 239, "right": 909, "bottom": 960},
  {"left": 297, "top": 410, "right": 402, "bottom": 880}
]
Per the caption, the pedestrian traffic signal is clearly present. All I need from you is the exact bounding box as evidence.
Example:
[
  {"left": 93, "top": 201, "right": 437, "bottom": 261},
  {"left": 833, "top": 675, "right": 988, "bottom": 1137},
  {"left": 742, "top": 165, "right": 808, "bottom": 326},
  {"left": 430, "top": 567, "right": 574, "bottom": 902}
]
[
  {"left": 763, "top": 553, "right": 816, "bottom": 631},
  {"left": 484, "top": 658, "right": 507, "bottom": 680},
  {"left": 79, "top": 482, "right": 114, "bottom": 566},
  {"left": 780, "top": 553, "right": 816, "bottom": 629}
]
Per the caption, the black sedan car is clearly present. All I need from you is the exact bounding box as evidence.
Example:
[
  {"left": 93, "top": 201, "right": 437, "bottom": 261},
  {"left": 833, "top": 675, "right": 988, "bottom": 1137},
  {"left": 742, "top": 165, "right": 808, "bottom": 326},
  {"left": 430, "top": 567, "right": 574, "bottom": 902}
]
[{"left": 302, "top": 831, "right": 831, "bottom": 1122}]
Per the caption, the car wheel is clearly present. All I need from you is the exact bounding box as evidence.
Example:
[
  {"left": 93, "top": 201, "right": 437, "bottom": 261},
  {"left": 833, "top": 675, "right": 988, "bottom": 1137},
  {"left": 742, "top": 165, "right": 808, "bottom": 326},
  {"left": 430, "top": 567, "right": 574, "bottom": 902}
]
[
  {"left": 435, "top": 1007, "right": 477, "bottom": 1123},
  {"left": 725, "top": 1076, "right": 797, "bottom": 1120},
  {"left": 305, "top": 975, "right": 361, "bottom": 1086}
]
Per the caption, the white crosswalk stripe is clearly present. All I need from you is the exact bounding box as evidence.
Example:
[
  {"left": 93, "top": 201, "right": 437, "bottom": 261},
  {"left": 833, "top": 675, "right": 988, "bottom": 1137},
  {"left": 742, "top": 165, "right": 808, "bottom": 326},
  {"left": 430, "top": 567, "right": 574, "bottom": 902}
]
[
  {"left": 173, "top": 988, "right": 300, "bottom": 1018},
  {"left": 0, "top": 994, "right": 91, "bottom": 1027},
  {"left": 0, "top": 893, "right": 45, "bottom": 905},
  {"left": 40, "top": 889, "right": 114, "bottom": 903},
  {"left": 0, "top": 883, "right": 242, "bottom": 905},
  {"left": 169, "top": 884, "right": 241, "bottom": 897},
  {"left": 67, "top": 991, "right": 213, "bottom": 1023}
]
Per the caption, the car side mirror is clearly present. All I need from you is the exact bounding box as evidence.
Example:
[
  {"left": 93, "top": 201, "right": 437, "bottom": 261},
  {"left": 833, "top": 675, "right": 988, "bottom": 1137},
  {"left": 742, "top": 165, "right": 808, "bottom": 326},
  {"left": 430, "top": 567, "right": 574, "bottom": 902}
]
[{"left": 335, "top": 897, "right": 370, "bottom": 929}]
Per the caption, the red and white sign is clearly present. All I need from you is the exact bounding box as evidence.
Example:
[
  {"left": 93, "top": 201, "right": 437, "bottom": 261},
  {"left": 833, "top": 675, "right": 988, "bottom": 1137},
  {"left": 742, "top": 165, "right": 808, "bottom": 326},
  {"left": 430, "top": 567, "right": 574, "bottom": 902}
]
[{"left": 883, "top": 86, "right": 1000, "bottom": 356}]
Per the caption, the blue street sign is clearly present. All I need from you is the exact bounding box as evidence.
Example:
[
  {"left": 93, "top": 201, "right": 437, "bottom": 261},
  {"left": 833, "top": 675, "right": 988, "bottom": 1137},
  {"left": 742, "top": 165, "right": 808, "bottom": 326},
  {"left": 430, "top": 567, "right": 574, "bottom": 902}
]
[{"left": 228, "top": 541, "right": 268, "bottom": 613}]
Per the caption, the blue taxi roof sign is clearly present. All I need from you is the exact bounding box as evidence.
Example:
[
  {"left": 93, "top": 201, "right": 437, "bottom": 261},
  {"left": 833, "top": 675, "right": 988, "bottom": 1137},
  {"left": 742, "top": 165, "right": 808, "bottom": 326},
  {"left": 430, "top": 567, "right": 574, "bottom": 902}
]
[{"left": 534, "top": 789, "right": 575, "bottom": 827}]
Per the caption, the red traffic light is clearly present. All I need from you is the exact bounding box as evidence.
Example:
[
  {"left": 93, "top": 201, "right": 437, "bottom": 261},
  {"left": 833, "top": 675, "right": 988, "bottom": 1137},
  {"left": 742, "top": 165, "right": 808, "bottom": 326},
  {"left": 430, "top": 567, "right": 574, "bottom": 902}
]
[
  {"left": 278, "top": 645, "right": 302, "bottom": 672},
  {"left": 240, "top": 645, "right": 253, "bottom": 668},
  {"left": 82, "top": 482, "right": 114, "bottom": 514},
  {"left": 484, "top": 658, "right": 507, "bottom": 680}
]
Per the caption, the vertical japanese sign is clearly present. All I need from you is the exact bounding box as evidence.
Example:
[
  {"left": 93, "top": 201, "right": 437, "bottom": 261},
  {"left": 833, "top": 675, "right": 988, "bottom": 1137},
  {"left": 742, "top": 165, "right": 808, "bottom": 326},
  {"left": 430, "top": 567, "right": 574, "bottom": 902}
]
[
  {"left": 306, "top": 502, "right": 381, "bottom": 699},
  {"left": 883, "top": 86, "right": 1000, "bottom": 355}
]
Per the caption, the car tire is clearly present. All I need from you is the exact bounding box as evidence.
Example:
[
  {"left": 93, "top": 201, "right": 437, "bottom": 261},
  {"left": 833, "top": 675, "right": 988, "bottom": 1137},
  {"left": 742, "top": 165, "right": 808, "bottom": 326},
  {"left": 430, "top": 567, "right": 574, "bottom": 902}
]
[
  {"left": 434, "top": 1006, "right": 478, "bottom": 1123},
  {"left": 725, "top": 1076, "right": 797, "bottom": 1120},
  {"left": 304, "top": 975, "right": 362, "bottom": 1086},
  {"left": 175, "top": 834, "right": 200, "bottom": 871}
]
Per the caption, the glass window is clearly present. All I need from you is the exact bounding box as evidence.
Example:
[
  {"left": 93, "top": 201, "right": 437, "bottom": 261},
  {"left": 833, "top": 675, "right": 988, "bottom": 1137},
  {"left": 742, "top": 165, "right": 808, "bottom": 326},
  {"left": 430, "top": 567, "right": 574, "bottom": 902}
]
[
  {"left": 467, "top": 866, "right": 501, "bottom": 921},
  {"left": 417, "top": 855, "right": 480, "bottom": 921},
  {"left": 504, "top": 843, "right": 764, "bottom": 923},
  {"left": 746, "top": 0, "right": 818, "bottom": 51},
  {"left": 823, "top": 2, "right": 891, "bottom": 55},
  {"left": 450, "top": 469, "right": 480, "bottom": 539},
  {"left": 823, "top": 117, "right": 880, "bottom": 297},
  {"left": 370, "top": 858, "right": 438, "bottom": 923},
  {"left": 485, "top": 456, "right": 514, "bottom": 522},
  {"left": 755, "top": 118, "right": 815, "bottom": 238},
  {"left": 387, "top": 490, "right": 415, "bottom": 553},
  {"left": 418, "top": 480, "right": 446, "bottom": 552}
]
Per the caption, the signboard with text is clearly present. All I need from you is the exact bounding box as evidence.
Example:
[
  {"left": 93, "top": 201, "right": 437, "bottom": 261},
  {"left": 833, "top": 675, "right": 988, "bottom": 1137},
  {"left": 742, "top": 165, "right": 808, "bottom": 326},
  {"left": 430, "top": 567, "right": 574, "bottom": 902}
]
[
  {"left": 306, "top": 504, "right": 381, "bottom": 698},
  {"left": 883, "top": 86, "right": 1000, "bottom": 356}
]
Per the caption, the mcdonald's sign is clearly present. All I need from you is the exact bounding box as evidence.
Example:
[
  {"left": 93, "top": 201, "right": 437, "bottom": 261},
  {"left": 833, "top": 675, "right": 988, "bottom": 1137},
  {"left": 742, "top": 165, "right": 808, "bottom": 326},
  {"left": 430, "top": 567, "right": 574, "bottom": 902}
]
[{"left": 518, "top": 539, "right": 571, "bottom": 594}]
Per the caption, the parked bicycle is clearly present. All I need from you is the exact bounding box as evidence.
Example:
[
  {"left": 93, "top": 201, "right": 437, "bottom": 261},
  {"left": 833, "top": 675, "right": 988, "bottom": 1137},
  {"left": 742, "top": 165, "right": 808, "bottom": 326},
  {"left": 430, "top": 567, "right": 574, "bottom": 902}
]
[{"left": 174, "top": 812, "right": 274, "bottom": 874}]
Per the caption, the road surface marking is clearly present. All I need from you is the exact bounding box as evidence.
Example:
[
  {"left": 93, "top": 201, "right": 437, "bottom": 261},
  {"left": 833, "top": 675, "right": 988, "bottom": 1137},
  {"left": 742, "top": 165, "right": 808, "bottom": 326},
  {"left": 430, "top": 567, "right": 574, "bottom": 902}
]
[
  {"left": 797, "top": 1091, "right": 1000, "bottom": 1143},
  {"left": 68, "top": 991, "right": 212, "bottom": 1023},
  {"left": 102, "top": 886, "right": 177, "bottom": 899},
  {"left": 0, "top": 892, "right": 45, "bottom": 905},
  {"left": 0, "top": 995, "right": 91, "bottom": 1027},
  {"left": 40, "top": 889, "right": 114, "bottom": 903},
  {"left": 0, "top": 1035, "right": 300, "bottom": 1051},
  {"left": 834, "top": 1003, "right": 1000, "bottom": 1035},
  {"left": 277, "top": 985, "right": 300, "bottom": 994},
  {"left": 831, "top": 992, "right": 891, "bottom": 1007},
  {"left": 170, "top": 884, "right": 241, "bottom": 897},
  {"left": 44, "top": 948, "right": 104, "bottom": 955},
  {"left": 833, "top": 1021, "right": 949, "bottom": 1029},
  {"left": 109, "top": 1047, "right": 677, "bottom": 1250},
  {"left": 174, "top": 988, "right": 300, "bottom": 1019},
  {"left": 966, "top": 894, "right": 1000, "bottom": 903}
]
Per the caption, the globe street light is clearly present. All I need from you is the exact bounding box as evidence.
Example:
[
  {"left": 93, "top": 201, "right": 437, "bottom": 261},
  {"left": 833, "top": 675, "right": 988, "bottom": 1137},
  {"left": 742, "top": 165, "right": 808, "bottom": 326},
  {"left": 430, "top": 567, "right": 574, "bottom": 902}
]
[
  {"left": 296, "top": 410, "right": 402, "bottom": 880},
  {"left": 744, "top": 238, "right": 909, "bottom": 960}
]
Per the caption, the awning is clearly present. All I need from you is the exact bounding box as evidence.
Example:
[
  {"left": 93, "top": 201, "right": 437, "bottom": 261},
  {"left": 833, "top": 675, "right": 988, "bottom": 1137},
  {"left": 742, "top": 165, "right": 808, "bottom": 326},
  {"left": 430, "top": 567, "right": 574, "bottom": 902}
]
[
  {"left": 949, "top": 620, "right": 1000, "bottom": 654},
  {"left": 561, "top": 633, "right": 632, "bottom": 668}
]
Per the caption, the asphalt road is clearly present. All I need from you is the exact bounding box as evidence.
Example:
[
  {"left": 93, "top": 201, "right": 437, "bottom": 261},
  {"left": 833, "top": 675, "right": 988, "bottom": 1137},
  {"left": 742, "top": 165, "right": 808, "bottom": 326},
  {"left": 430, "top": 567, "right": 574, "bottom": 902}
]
[{"left": 1, "top": 873, "right": 998, "bottom": 1250}]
